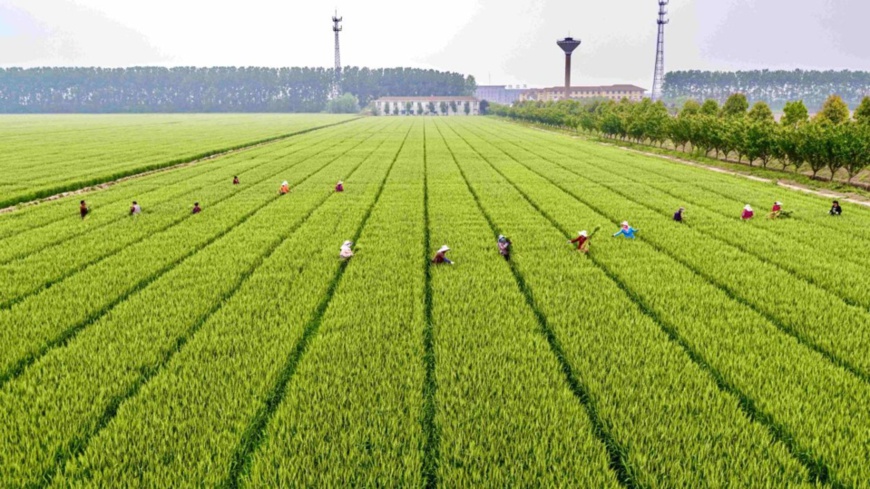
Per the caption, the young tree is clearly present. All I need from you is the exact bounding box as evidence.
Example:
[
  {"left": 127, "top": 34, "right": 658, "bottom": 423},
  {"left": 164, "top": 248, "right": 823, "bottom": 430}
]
[
  {"left": 464, "top": 101, "right": 471, "bottom": 115},
  {"left": 747, "top": 101, "right": 774, "bottom": 123},
  {"left": 854, "top": 96, "right": 870, "bottom": 125},
  {"left": 798, "top": 122, "right": 830, "bottom": 179},
  {"left": 700, "top": 99, "right": 720, "bottom": 116},
  {"left": 838, "top": 123, "right": 870, "bottom": 182},
  {"left": 417, "top": 102, "right": 424, "bottom": 115},
  {"left": 815, "top": 95, "right": 850, "bottom": 125},
  {"left": 449, "top": 100, "right": 458, "bottom": 114},
  {"left": 440, "top": 101, "right": 449, "bottom": 115},
  {"left": 721, "top": 93, "right": 749, "bottom": 118},
  {"left": 772, "top": 125, "right": 805, "bottom": 173},
  {"left": 781, "top": 100, "right": 809, "bottom": 127},
  {"left": 743, "top": 120, "right": 777, "bottom": 167},
  {"left": 680, "top": 99, "right": 701, "bottom": 117},
  {"left": 405, "top": 102, "right": 413, "bottom": 115},
  {"left": 382, "top": 102, "right": 390, "bottom": 115},
  {"left": 427, "top": 101, "right": 436, "bottom": 114},
  {"left": 393, "top": 105, "right": 399, "bottom": 116}
]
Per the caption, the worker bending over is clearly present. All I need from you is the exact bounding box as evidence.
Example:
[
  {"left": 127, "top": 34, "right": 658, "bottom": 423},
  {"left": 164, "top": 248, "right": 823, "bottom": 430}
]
[
  {"left": 192, "top": 202, "right": 202, "bottom": 214},
  {"left": 340, "top": 240, "right": 354, "bottom": 260},
  {"left": 130, "top": 201, "right": 142, "bottom": 216},
  {"left": 79, "top": 200, "right": 90, "bottom": 219},
  {"left": 673, "top": 207, "right": 684, "bottom": 223},
  {"left": 497, "top": 235, "right": 511, "bottom": 261},
  {"left": 335, "top": 180, "right": 344, "bottom": 192},
  {"left": 570, "top": 230, "right": 590, "bottom": 253},
  {"left": 279, "top": 181, "right": 290, "bottom": 195},
  {"left": 830, "top": 200, "right": 842, "bottom": 216},
  {"left": 233, "top": 176, "right": 240, "bottom": 185},
  {"left": 612, "top": 221, "right": 638, "bottom": 239},
  {"left": 741, "top": 205, "right": 754, "bottom": 220},
  {"left": 432, "top": 245, "right": 453, "bottom": 265},
  {"left": 768, "top": 201, "right": 782, "bottom": 219}
]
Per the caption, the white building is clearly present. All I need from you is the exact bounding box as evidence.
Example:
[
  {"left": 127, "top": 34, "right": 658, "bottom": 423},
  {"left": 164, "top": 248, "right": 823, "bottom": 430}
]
[{"left": 374, "top": 96, "right": 480, "bottom": 116}]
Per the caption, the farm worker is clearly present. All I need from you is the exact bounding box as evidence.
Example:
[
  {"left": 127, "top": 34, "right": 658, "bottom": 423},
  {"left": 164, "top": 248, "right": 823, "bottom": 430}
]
[
  {"left": 570, "top": 230, "right": 590, "bottom": 253},
  {"left": 830, "top": 200, "right": 842, "bottom": 216},
  {"left": 339, "top": 240, "right": 354, "bottom": 260},
  {"left": 79, "top": 200, "right": 90, "bottom": 219},
  {"left": 432, "top": 245, "right": 453, "bottom": 265},
  {"left": 130, "top": 201, "right": 142, "bottom": 216},
  {"left": 335, "top": 180, "right": 344, "bottom": 192},
  {"left": 673, "top": 207, "right": 684, "bottom": 223},
  {"left": 279, "top": 181, "right": 290, "bottom": 195},
  {"left": 233, "top": 176, "right": 240, "bottom": 185},
  {"left": 741, "top": 205, "right": 754, "bottom": 220},
  {"left": 768, "top": 201, "right": 782, "bottom": 219},
  {"left": 497, "top": 235, "right": 511, "bottom": 261},
  {"left": 192, "top": 202, "right": 202, "bottom": 214},
  {"left": 612, "top": 221, "right": 638, "bottom": 239}
]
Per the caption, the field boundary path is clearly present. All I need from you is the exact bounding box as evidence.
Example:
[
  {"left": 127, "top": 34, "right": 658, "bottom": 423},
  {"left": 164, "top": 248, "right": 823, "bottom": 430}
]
[
  {"left": 0, "top": 117, "right": 361, "bottom": 214},
  {"left": 518, "top": 122, "right": 870, "bottom": 208}
]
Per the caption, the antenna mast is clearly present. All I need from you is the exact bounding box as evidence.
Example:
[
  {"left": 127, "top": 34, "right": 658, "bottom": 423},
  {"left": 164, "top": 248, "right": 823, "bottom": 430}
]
[
  {"left": 332, "top": 10, "right": 343, "bottom": 99},
  {"left": 651, "top": 0, "right": 669, "bottom": 101}
]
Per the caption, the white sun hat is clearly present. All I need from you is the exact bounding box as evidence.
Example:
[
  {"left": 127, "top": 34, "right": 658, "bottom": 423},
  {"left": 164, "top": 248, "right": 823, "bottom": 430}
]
[
  {"left": 438, "top": 245, "right": 450, "bottom": 253},
  {"left": 579, "top": 230, "right": 588, "bottom": 237}
]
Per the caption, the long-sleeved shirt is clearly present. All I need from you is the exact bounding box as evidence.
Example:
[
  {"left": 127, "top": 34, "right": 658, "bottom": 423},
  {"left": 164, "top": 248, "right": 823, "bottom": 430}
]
[
  {"left": 830, "top": 205, "right": 842, "bottom": 216},
  {"left": 432, "top": 252, "right": 451, "bottom": 264},
  {"left": 192, "top": 206, "right": 201, "bottom": 214},
  {"left": 613, "top": 227, "right": 637, "bottom": 239},
  {"left": 570, "top": 236, "right": 588, "bottom": 249},
  {"left": 741, "top": 210, "right": 754, "bottom": 219},
  {"left": 130, "top": 205, "right": 141, "bottom": 216},
  {"left": 673, "top": 211, "right": 683, "bottom": 222},
  {"left": 335, "top": 184, "right": 344, "bottom": 192},
  {"left": 771, "top": 204, "right": 782, "bottom": 212}
]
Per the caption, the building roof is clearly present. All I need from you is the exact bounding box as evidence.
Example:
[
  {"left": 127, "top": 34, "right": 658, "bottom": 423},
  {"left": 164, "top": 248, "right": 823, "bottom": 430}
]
[
  {"left": 526, "top": 84, "right": 647, "bottom": 93},
  {"left": 375, "top": 96, "right": 479, "bottom": 102}
]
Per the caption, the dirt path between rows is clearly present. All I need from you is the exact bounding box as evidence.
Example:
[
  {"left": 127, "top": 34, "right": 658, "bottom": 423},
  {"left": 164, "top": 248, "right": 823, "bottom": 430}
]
[{"left": 0, "top": 118, "right": 360, "bottom": 215}]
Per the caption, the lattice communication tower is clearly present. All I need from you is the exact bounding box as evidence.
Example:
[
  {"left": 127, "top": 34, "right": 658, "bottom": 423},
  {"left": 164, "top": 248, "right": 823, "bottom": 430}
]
[
  {"left": 651, "top": 1, "right": 669, "bottom": 101},
  {"left": 332, "top": 10, "right": 343, "bottom": 99}
]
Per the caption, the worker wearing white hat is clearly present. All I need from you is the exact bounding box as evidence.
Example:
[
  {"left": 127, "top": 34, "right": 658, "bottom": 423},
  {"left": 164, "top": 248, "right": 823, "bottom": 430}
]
[
  {"left": 339, "top": 240, "right": 354, "bottom": 260},
  {"left": 432, "top": 245, "right": 453, "bottom": 265}
]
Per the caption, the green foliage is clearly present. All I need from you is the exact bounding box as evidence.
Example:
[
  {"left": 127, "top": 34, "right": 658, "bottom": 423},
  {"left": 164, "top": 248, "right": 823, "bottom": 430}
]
[
  {"left": 815, "top": 95, "right": 850, "bottom": 125},
  {"left": 700, "top": 99, "right": 720, "bottom": 116},
  {"left": 781, "top": 101, "right": 809, "bottom": 127},
  {"left": 721, "top": 93, "right": 749, "bottom": 118},
  {"left": 853, "top": 96, "right": 870, "bottom": 125},
  {"left": 680, "top": 99, "right": 701, "bottom": 117},
  {"left": 326, "top": 93, "right": 361, "bottom": 114},
  {"left": 747, "top": 101, "right": 775, "bottom": 123}
]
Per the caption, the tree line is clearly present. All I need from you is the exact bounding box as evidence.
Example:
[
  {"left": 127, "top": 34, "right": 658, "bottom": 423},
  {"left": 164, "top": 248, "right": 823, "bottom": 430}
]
[
  {"left": 0, "top": 67, "right": 476, "bottom": 113},
  {"left": 663, "top": 70, "right": 870, "bottom": 111},
  {"left": 490, "top": 94, "right": 870, "bottom": 183}
]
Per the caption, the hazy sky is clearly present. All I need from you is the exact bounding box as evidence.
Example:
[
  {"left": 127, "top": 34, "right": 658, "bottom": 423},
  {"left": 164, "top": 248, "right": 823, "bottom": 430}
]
[{"left": 2, "top": 0, "right": 868, "bottom": 90}]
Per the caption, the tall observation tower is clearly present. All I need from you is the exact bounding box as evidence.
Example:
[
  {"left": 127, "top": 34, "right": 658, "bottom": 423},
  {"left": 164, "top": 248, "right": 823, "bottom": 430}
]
[
  {"left": 651, "top": 1, "right": 669, "bottom": 101},
  {"left": 331, "top": 10, "right": 343, "bottom": 99},
  {"left": 556, "top": 37, "right": 581, "bottom": 101}
]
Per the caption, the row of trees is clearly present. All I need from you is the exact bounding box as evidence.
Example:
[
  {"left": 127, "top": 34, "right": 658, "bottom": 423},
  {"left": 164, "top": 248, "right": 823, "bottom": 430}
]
[
  {"left": 378, "top": 100, "right": 472, "bottom": 116},
  {"left": 663, "top": 70, "right": 870, "bottom": 111},
  {"left": 0, "top": 67, "right": 476, "bottom": 113},
  {"left": 491, "top": 94, "right": 870, "bottom": 182}
]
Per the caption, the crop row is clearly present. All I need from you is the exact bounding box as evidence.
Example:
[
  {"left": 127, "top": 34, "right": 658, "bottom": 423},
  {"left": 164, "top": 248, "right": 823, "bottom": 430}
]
[
  {"left": 0, "top": 114, "right": 355, "bottom": 208},
  {"left": 442, "top": 118, "right": 870, "bottom": 485},
  {"left": 463, "top": 121, "right": 870, "bottom": 378},
  {"left": 0, "top": 120, "right": 365, "bottom": 266},
  {"left": 49, "top": 122, "right": 411, "bottom": 486},
  {"left": 0, "top": 119, "right": 393, "bottom": 385}
]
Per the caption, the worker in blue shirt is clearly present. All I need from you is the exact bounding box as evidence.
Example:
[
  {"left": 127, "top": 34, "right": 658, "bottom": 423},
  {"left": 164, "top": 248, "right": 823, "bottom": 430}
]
[{"left": 612, "top": 221, "right": 638, "bottom": 239}]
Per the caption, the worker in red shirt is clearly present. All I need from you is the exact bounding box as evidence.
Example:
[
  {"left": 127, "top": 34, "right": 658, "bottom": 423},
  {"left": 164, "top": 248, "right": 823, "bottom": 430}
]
[
  {"left": 233, "top": 176, "right": 240, "bottom": 185},
  {"left": 741, "top": 205, "right": 754, "bottom": 220},
  {"left": 432, "top": 245, "right": 453, "bottom": 265},
  {"left": 768, "top": 201, "right": 782, "bottom": 219},
  {"left": 570, "top": 230, "right": 590, "bottom": 253},
  {"left": 79, "top": 200, "right": 90, "bottom": 219},
  {"left": 335, "top": 180, "right": 344, "bottom": 192},
  {"left": 192, "top": 202, "right": 202, "bottom": 214},
  {"left": 278, "top": 181, "right": 290, "bottom": 195}
]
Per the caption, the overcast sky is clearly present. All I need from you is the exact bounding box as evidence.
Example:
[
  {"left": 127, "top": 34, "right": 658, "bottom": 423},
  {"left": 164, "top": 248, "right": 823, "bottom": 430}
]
[{"left": 2, "top": 0, "right": 868, "bottom": 90}]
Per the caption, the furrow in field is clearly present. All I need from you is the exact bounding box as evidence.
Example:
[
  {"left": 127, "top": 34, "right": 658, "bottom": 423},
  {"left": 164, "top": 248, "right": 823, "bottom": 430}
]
[
  {"left": 0, "top": 122, "right": 397, "bottom": 488},
  {"left": 443, "top": 119, "right": 870, "bottom": 486},
  {"left": 432, "top": 119, "right": 810, "bottom": 486},
  {"left": 52, "top": 122, "right": 409, "bottom": 488},
  {"left": 0, "top": 121, "right": 354, "bottom": 262},
  {"left": 464, "top": 120, "right": 870, "bottom": 381},
  {"left": 0, "top": 121, "right": 377, "bottom": 307},
  {"left": 422, "top": 121, "right": 620, "bottom": 486},
  {"left": 0, "top": 120, "right": 392, "bottom": 387}
]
